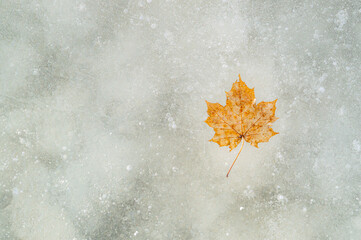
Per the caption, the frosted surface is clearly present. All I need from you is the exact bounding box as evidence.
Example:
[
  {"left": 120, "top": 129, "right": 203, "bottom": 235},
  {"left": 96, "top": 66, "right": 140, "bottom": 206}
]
[{"left": 1, "top": 1, "right": 361, "bottom": 239}]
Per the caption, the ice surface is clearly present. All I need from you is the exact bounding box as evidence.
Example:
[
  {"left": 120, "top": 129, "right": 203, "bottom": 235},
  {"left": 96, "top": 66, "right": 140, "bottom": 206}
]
[{"left": 1, "top": 0, "right": 361, "bottom": 239}]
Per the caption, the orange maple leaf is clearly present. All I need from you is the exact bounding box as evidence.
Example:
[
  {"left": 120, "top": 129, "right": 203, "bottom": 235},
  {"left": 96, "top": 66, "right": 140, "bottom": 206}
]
[{"left": 205, "top": 74, "right": 278, "bottom": 177}]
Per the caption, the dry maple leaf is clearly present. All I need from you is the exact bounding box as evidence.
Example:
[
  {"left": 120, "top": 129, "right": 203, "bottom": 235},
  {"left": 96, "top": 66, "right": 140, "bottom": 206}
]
[{"left": 205, "top": 74, "right": 278, "bottom": 177}]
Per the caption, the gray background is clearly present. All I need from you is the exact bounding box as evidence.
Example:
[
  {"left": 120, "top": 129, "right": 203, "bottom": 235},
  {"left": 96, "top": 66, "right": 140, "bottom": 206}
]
[{"left": 1, "top": 0, "right": 361, "bottom": 239}]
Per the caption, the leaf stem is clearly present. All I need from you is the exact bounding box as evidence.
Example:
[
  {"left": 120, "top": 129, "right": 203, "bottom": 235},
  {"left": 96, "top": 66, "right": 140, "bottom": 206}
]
[{"left": 226, "top": 137, "right": 245, "bottom": 178}]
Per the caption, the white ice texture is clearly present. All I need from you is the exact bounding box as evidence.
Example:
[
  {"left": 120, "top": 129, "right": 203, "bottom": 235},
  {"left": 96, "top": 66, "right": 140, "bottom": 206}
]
[{"left": 1, "top": 1, "right": 361, "bottom": 239}]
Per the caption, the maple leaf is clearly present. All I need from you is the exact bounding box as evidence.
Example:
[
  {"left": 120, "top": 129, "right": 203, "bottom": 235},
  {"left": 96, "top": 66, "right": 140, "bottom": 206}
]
[{"left": 205, "top": 74, "right": 278, "bottom": 177}]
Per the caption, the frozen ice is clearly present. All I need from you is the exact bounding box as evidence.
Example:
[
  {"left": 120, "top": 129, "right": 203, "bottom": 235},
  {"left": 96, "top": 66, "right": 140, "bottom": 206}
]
[
  {"left": 352, "top": 140, "right": 360, "bottom": 152},
  {"left": 1, "top": 0, "right": 361, "bottom": 239},
  {"left": 335, "top": 10, "right": 348, "bottom": 31}
]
